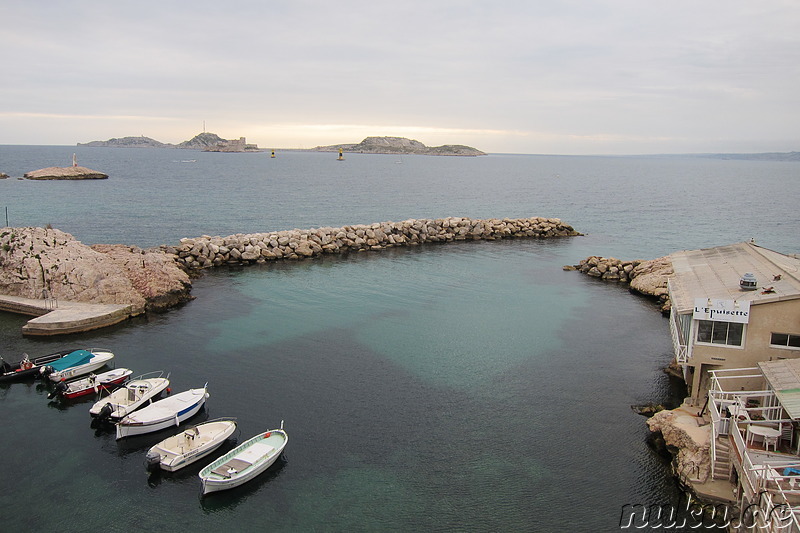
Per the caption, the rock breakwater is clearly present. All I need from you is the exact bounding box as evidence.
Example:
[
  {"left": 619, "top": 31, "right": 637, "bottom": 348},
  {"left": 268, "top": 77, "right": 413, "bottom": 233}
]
[
  {"left": 568, "top": 255, "right": 674, "bottom": 312},
  {"left": 166, "top": 217, "right": 580, "bottom": 270}
]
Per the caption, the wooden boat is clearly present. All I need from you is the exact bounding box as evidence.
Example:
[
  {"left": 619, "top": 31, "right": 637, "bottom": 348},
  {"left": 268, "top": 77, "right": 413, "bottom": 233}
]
[
  {"left": 41, "top": 349, "right": 115, "bottom": 382},
  {"left": 145, "top": 418, "right": 237, "bottom": 473},
  {"left": 0, "top": 349, "right": 77, "bottom": 382},
  {"left": 199, "top": 422, "right": 287, "bottom": 495},
  {"left": 48, "top": 368, "right": 133, "bottom": 400},
  {"left": 116, "top": 385, "right": 209, "bottom": 440},
  {"left": 89, "top": 371, "right": 169, "bottom": 420}
]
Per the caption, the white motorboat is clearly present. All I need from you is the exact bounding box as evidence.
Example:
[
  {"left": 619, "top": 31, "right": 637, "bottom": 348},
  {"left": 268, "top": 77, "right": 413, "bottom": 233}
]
[
  {"left": 89, "top": 371, "right": 169, "bottom": 421},
  {"left": 199, "top": 422, "right": 287, "bottom": 495},
  {"left": 116, "top": 385, "right": 209, "bottom": 440},
  {"left": 48, "top": 367, "right": 133, "bottom": 399},
  {"left": 145, "top": 418, "right": 237, "bottom": 473},
  {"left": 41, "top": 349, "right": 115, "bottom": 382}
]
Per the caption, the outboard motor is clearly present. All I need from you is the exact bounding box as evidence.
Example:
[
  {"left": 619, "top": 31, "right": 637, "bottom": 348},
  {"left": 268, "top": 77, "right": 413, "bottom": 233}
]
[
  {"left": 96, "top": 402, "right": 114, "bottom": 422},
  {"left": 48, "top": 380, "right": 68, "bottom": 399},
  {"left": 145, "top": 450, "right": 162, "bottom": 473},
  {"left": 39, "top": 365, "right": 54, "bottom": 378}
]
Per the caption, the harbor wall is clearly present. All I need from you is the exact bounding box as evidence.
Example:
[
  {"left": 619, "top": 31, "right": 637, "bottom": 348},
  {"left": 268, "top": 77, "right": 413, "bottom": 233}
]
[{"left": 164, "top": 217, "right": 581, "bottom": 270}]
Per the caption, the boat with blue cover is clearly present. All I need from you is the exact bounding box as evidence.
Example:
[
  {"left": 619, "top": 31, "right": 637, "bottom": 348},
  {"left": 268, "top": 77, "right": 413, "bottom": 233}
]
[{"left": 40, "top": 348, "right": 115, "bottom": 382}]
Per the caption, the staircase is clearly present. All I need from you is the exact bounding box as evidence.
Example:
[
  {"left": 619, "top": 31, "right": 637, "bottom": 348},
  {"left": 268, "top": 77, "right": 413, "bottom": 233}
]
[{"left": 713, "top": 436, "right": 732, "bottom": 480}]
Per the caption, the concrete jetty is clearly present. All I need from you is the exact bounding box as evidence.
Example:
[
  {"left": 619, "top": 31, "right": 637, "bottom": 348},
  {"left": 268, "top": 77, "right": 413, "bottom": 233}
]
[{"left": 0, "top": 294, "right": 132, "bottom": 336}]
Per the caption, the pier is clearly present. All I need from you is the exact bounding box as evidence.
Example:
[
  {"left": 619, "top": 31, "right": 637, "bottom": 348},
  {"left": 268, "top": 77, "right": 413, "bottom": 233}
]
[{"left": 0, "top": 294, "right": 132, "bottom": 336}]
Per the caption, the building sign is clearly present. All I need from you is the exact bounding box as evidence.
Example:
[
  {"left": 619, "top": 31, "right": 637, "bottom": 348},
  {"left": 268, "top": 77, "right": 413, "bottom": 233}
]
[{"left": 693, "top": 298, "right": 750, "bottom": 324}]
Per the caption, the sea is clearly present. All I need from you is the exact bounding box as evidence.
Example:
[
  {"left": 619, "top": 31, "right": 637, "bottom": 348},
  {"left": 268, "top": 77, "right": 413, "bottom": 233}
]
[{"left": 0, "top": 146, "right": 798, "bottom": 532}]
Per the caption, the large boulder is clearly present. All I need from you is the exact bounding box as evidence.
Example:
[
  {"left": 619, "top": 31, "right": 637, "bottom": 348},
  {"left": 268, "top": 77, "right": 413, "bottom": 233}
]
[{"left": 0, "top": 227, "right": 191, "bottom": 314}]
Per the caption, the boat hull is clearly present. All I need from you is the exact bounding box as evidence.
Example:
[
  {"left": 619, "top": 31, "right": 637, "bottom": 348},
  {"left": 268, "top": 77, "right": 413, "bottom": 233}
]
[
  {"left": 147, "top": 419, "right": 237, "bottom": 472},
  {"left": 88, "top": 374, "right": 169, "bottom": 419},
  {"left": 59, "top": 368, "right": 133, "bottom": 399},
  {"left": 199, "top": 428, "right": 287, "bottom": 495},
  {"left": 116, "top": 388, "right": 208, "bottom": 440}
]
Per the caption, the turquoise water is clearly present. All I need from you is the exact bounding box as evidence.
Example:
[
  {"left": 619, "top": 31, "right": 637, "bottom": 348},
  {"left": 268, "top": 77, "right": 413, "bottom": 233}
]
[{"left": 1, "top": 147, "right": 798, "bottom": 531}]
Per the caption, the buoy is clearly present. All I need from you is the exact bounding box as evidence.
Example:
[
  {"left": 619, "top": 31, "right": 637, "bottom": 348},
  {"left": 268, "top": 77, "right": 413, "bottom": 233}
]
[
  {"left": 271, "top": 150, "right": 276, "bottom": 158},
  {"left": 337, "top": 148, "right": 344, "bottom": 161}
]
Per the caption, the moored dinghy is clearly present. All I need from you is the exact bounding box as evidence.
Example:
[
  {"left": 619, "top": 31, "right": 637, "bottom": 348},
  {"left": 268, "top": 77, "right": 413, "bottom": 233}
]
[
  {"left": 89, "top": 371, "right": 169, "bottom": 421},
  {"left": 146, "top": 418, "right": 238, "bottom": 473},
  {"left": 48, "top": 367, "right": 133, "bottom": 400},
  {"left": 199, "top": 421, "right": 287, "bottom": 495},
  {"left": 116, "top": 384, "right": 209, "bottom": 440}
]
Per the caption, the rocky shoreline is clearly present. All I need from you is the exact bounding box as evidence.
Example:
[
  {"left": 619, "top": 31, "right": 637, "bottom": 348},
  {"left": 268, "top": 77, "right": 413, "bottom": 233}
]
[
  {"left": 164, "top": 217, "right": 579, "bottom": 270},
  {"left": 566, "top": 254, "right": 674, "bottom": 312}
]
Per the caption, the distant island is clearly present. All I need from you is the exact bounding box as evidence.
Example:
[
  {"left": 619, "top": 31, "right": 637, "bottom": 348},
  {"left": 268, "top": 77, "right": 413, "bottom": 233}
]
[
  {"left": 311, "top": 136, "right": 486, "bottom": 156},
  {"left": 695, "top": 151, "right": 800, "bottom": 162},
  {"left": 78, "top": 132, "right": 260, "bottom": 152}
]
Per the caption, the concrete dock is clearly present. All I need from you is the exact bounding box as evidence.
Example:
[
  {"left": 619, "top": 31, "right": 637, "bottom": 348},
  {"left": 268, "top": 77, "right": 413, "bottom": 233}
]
[{"left": 0, "top": 294, "right": 132, "bottom": 336}]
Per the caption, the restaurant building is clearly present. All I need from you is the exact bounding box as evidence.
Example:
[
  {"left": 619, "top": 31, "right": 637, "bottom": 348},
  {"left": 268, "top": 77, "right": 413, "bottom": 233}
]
[{"left": 667, "top": 241, "right": 800, "bottom": 405}]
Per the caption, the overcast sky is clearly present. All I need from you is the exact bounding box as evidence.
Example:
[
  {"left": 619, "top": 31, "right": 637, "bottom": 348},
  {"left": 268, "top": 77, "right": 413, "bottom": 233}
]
[{"left": 1, "top": 1, "right": 798, "bottom": 154}]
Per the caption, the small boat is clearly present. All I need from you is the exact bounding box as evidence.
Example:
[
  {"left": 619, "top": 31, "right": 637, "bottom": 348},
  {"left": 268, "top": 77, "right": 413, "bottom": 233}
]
[
  {"left": 145, "top": 418, "right": 237, "bottom": 473},
  {"left": 48, "top": 368, "right": 133, "bottom": 400},
  {"left": 41, "top": 349, "right": 115, "bottom": 382},
  {"left": 0, "top": 349, "right": 76, "bottom": 382},
  {"left": 89, "top": 371, "right": 170, "bottom": 421},
  {"left": 199, "top": 422, "right": 287, "bottom": 495},
  {"left": 116, "top": 385, "right": 209, "bottom": 440}
]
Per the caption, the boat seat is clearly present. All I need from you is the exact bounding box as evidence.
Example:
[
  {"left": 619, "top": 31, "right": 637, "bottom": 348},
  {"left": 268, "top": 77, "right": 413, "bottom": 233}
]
[{"left": 211, "top": 458, "right": 252, "bottom": 478}]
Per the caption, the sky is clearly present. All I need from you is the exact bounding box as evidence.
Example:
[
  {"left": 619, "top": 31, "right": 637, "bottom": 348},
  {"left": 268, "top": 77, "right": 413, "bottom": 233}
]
[{"left": 1, "top": 1, "right": 799, "bottom": 155}]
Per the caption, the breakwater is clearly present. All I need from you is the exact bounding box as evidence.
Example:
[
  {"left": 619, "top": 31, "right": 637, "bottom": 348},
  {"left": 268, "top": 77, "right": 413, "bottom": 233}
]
[{"left": 165, "top": 216, "right": 580, "bottom": 270}]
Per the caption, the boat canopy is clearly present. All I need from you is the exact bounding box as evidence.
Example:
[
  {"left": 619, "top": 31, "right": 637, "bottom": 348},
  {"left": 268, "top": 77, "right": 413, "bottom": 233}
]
[{"left": 46, "top": 349, "right": 93, "bottom": 371}]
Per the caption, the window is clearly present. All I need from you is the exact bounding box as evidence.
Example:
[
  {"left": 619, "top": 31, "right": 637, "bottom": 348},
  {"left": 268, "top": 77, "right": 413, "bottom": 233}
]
[
  {"left": 771, "top": 333, "right": 800, "bottom": 349},
  {"left": 696, "top": 320, "right": 744, "bottom": 347}
]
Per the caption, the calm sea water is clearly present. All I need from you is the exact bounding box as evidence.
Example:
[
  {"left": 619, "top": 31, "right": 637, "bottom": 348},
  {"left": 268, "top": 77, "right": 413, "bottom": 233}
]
[{"left": 0, "top": 146, "right": 798, "bottom": 532}]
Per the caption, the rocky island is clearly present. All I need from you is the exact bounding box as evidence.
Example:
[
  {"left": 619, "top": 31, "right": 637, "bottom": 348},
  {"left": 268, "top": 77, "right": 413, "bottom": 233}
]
[
  {"left": 24, "top": 166, "right": 109, "bottom": 180},
  {"left": 312, "top": 136, "right": 486, "bottom": 156},
  {"left": 78, "top": 132, "right": 260, "bottom": 151}
]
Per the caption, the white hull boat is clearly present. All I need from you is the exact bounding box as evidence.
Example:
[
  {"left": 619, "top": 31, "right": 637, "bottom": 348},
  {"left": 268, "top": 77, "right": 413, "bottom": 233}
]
[
  {"left": 89, "top": 371, "right": 169, "bottom": 421},
  {"left": 116, "top": 385, "right": 209, "bottom": 440},
  {"left": 48, "top": 367, "right": 133, "bottom": 399},
  {"left": 145, "top": 418, "right": 237, "bottom": 472},
  {"left": 199, "top": 422, "right": 287, "bottom": 495},
  {"left": 42, "top": 349, "right": 115, "bottom": 382}
]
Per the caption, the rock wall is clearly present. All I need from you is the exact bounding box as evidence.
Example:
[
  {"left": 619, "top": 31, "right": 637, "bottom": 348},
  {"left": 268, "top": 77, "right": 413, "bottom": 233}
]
[
  {"left": 165, "top": 217, "right": 580, "bottom": 270},
  {"left": 0, "top": 227, "right": 191, "bottom": 314},
  {"left": 647, "top": 404, "right": 712, "bottom": 486},
  {"left": 569, "top": 255, "right": 674, "bottom": 312}
]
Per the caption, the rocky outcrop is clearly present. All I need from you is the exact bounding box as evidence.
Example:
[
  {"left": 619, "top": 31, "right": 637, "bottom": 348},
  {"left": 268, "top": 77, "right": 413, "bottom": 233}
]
[
  {"left": 647, "top": 403, "right": 712, "bottom": 486},
  {"left": 312, "top": 136, "right": 486, "bottom": 156},
  {"left": 0, "top": 227, "right": 191, "bottom": 314},
  {"left": 24, "top": 166, "right": 108, "bottom": 180},
  {"left": 166, "top": 217, "right": 580, "bottom": 270},
  {"left": 568, "top": 255, "right": 673, "bottom": 312}
]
